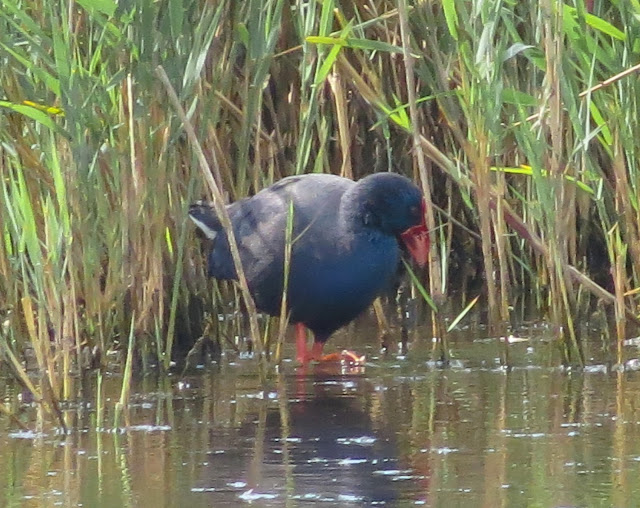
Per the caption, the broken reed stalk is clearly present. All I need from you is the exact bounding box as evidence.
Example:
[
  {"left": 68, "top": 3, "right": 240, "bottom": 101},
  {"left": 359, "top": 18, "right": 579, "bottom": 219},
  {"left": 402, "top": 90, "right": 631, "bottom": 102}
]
[{"left": 154, "top": 66, "right": 266, "bottom": 378}]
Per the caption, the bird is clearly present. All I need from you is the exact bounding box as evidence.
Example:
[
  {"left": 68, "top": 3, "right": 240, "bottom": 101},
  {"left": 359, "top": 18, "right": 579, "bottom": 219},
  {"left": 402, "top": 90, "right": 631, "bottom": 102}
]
[{"left": 189, "top": 172, "right": 428, "bottom": 364}]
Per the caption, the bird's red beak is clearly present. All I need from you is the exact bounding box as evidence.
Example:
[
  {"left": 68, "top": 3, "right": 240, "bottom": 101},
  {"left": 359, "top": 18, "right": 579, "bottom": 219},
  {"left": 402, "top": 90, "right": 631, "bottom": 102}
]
[{"left": 400, "top": 199, "right": 429, "bottom": 268}]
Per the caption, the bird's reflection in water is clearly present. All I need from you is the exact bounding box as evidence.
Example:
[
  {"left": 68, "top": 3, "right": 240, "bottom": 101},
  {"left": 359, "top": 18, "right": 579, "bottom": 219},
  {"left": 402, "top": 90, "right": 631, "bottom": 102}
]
[{"left": 198, "top": 368, "right": 420, "bottom": 506}]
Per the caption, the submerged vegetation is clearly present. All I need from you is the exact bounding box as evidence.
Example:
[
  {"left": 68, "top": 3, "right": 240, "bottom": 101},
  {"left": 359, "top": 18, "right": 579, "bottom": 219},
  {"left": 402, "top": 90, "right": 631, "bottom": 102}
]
[{"left": 1, "top": 0, "right": 640, "bottom": 417}]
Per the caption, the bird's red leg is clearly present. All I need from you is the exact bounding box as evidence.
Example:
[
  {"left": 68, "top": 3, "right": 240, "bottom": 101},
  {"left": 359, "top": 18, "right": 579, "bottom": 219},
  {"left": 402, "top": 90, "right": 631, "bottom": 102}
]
[
  {"left": 295, "top": 323, "right": 309, "bottom": 364},
  {"left": 309, "top": 341, "right": 325, "bottom": 361}
]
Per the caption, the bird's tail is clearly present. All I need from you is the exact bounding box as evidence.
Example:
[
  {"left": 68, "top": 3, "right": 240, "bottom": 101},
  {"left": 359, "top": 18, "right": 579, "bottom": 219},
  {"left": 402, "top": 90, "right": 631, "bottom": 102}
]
[
  {"left": 188, "top": 201, "right": 238, "bottom": 280},
  {"left": 188, "top": 201, "right": 221, "bottom": 240}
]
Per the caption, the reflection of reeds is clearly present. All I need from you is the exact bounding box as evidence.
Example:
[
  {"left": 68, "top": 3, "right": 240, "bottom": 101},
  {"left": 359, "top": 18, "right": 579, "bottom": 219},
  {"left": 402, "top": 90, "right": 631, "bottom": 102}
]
[
  {"left": 1, "top": 0, "right": 640, "bottom": 418},
  {"left": 4, "top": 364, "right": 640, "bottom": 506}
]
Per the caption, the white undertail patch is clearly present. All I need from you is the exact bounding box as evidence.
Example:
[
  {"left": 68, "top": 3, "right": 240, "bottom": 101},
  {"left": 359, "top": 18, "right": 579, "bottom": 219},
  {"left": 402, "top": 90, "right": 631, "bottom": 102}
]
[{"left": 188, "top": 215, "right": 219, "bottom": 240}]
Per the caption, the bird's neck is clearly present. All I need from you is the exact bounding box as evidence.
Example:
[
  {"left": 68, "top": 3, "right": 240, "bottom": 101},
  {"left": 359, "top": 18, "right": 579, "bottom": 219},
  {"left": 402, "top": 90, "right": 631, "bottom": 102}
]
[{"left": 339, "top": 187, "right": 381, "bottom": 238}]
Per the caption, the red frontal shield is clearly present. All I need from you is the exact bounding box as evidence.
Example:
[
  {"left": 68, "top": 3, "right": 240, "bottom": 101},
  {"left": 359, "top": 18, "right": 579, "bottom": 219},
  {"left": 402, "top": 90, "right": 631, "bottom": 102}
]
[{"left": 399, "top": 199, "right": 429, "bottom": 267}]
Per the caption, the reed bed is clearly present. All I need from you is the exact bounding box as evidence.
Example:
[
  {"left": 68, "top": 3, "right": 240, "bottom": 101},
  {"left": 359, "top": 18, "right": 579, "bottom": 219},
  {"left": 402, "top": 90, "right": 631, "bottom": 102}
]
[{"left": 1, "top": 0, "right": 639, "bottom": 417}]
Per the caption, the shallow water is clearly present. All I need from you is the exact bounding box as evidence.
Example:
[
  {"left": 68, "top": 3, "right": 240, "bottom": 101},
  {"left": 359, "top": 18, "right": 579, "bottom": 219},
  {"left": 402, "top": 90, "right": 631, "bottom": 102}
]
[{"left": 3, "top": 319, "right": 640, "bottom": 507}]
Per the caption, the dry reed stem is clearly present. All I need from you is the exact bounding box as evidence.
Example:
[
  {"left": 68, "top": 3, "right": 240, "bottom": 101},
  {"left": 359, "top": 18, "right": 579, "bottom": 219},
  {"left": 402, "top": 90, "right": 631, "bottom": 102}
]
[
  {"left": 397, "top": 0, "right": 442, "bottom": 300},
  {"left": 155, "top": 66, "right": 265, "bottom": 373},
  {"left": 275, "top": 203, "right": 294, "bottom": 364},
  {"left": 542, "top": 0, "right": 580, "bottom": 360},
  {"left": 612, "top": 139, "right": 640, "bottom": 279},
  {"left": 612, "top": 229, "right": 626, "bottom": 365},
  {"left": 469, "top": 131, "right": 500, "bottom": 326},
  {"left": 0, "top": 403, "right": 28, "bottom": 431},
  {"left": 328, "top": 73, "right": 353, "bottom": 179},
  {"left": 372, "top": 298, "right": 390, "bottom": 336}
]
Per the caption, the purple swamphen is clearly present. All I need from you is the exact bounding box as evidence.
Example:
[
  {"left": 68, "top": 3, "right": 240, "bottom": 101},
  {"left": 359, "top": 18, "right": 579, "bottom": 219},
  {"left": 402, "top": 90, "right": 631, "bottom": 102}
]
[{"left": 189, "top": 172, "right": 428, "bottom": 364}]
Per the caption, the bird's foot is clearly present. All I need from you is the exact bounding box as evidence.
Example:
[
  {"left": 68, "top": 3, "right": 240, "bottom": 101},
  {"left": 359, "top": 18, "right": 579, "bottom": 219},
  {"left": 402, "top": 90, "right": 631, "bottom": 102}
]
[
  {"left": 318, "top": 350, "right": 366, "bottom": 366},
  {"left": 295, "top": 331, "right": 365, "bottom": 366}
]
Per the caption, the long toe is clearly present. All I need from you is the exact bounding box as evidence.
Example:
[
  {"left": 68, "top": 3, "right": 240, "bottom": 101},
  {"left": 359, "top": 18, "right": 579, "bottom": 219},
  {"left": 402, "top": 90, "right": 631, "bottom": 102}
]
[{"left": 319, "top": 350, "right": 366, "bottom": 366}]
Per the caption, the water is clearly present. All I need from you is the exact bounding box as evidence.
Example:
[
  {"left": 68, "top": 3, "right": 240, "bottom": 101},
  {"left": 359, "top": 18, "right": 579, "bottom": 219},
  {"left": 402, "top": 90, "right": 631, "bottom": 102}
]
[{"left": 2, "top": 319, "right": 640, "bottom": 507}]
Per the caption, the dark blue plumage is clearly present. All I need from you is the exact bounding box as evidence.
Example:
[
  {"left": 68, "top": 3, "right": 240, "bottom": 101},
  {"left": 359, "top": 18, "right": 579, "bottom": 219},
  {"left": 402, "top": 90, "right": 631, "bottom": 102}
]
[{"left": 189, "top": 172, "right": 428, "bottom": 363}]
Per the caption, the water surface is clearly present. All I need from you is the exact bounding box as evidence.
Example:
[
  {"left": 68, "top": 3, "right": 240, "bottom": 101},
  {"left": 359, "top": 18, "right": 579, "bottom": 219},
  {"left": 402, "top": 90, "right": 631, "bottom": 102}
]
[{"left": 2, "top": 319, "right": 640, "bottom": 507}]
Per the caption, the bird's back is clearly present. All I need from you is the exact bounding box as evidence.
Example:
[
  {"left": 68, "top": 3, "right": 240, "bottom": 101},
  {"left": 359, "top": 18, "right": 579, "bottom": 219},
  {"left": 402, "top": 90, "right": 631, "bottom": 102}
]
[{"left": 190, "top": 173, "right": 354, "bottom": 291}]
